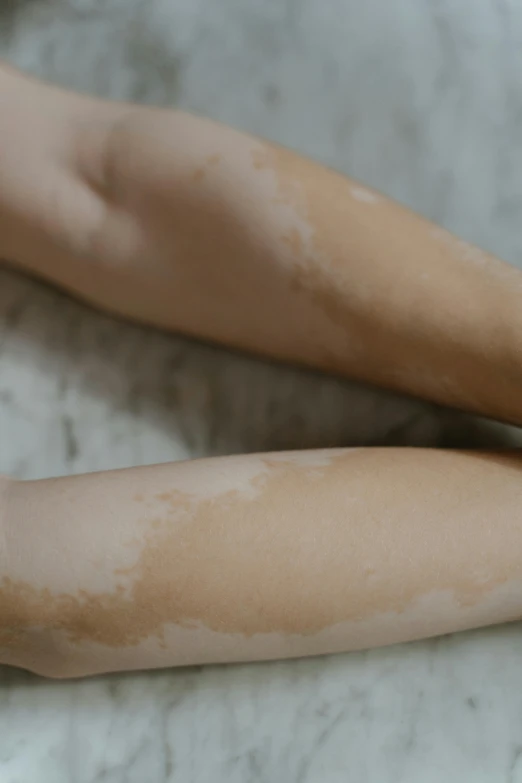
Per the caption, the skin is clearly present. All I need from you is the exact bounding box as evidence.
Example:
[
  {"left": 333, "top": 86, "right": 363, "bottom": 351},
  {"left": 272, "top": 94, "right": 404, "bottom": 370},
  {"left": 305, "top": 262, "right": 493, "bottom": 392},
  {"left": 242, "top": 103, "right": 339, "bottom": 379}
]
[
  {"left": 2, "top": 65, "right": 522, "bottom": 678},
  {"left": 2, "top": 65, "right": 522, "bottom": 425},
  {"left": 3, "top": 449, "right": 522, "bottom": 679}
]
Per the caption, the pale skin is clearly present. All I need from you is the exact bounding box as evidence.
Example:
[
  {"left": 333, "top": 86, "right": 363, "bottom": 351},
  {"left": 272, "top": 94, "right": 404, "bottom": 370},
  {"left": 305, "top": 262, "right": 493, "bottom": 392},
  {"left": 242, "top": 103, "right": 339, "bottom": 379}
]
[{"left": 2, "top": 65, "right": 522, "bottom": 678}]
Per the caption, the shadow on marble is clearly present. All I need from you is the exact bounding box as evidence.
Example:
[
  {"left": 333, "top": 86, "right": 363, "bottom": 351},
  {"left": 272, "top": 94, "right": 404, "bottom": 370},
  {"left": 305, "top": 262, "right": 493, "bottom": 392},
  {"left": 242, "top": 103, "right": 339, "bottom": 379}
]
[{"left": 1, "top": 266, "right": 514, "bottom": 480}]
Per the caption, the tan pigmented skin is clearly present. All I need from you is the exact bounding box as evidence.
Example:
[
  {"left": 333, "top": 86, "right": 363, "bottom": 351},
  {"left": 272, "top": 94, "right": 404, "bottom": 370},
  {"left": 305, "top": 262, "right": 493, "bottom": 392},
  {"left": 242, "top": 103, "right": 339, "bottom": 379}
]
[
  {"left": 2, "top": 449, "right": 522, "bottom": 656},
  {"left": 23, "top": 100, "right": 522, "bottom": 425},
  {"left": 191, "top": 151, "right": 222, "bottom": 183},
  {"left": 251, "top": 144, "right": 522, "bottom": 420}
]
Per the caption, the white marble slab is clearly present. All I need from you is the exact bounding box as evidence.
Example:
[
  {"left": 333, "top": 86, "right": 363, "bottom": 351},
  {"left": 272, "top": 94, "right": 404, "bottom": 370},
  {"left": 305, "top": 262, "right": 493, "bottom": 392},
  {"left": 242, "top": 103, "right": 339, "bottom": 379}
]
[{"left": 1, "top": 0, "right": 522, "bottom": 780}]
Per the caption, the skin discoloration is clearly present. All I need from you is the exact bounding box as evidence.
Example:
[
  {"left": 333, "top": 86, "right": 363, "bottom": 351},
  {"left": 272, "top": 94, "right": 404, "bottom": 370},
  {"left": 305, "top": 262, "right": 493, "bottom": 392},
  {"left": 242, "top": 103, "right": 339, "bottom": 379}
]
[
  {"left": 349, "top": 186, "right": 380, "bottom": 204},
  {"left": 192, "top": 167, "right": 206, "bottom": 183},
  {"left": 248, "top": 143, "right": 522, "bottom": 420},
  {"left": 430, "top": 227, "right": 522, "bottom": 284},
  {"left": 250, "top": 145, "right": 391, "bottom": 347},
  {"left": 87, "top": 109, "right": 522, "bottom": 424},
  {"left": 2, "top": 449, "right": 522, "bottom": 662},
  {"left": 191, "top": 152, "right": 222, "bottom": 183}
]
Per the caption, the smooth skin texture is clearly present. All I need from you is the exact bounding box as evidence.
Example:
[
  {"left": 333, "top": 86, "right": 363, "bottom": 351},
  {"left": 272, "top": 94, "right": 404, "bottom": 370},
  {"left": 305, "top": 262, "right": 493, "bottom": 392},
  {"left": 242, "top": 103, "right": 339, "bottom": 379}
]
[
  {"left": 2, "top": 64, "right": 522, "bottom": 678},
  {"left": 3, "top": 64, "right": 522, "bottom": 425},
  {"left": 3, "top": 449, "right": 522, "bottom": 679}
]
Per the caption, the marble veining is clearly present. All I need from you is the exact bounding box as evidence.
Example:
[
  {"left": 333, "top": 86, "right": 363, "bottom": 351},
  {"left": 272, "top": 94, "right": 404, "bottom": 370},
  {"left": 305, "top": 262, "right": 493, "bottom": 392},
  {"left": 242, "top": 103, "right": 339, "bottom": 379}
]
[{"left": 1, "top": 0, "right": 522, "bottom": 780}]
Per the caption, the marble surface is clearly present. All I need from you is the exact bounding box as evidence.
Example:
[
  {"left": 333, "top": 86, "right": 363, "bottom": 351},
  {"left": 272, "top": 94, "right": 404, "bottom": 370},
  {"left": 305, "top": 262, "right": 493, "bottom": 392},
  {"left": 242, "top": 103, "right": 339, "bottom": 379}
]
[{"left": 2, "top": 0, "right": 522, "bottom": 780}]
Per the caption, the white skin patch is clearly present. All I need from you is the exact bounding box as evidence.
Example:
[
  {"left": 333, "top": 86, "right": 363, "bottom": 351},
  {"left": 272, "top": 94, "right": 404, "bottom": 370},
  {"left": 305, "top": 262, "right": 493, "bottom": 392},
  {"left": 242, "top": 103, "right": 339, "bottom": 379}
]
[
  {"left": 52, "top": 576, "right": 522, "bottom": 677},
  {"left": 349, "top": 186, "right": 380, "bottom": 204},
  {"left": 431, "top": 228, "right": 490, "bottom": 266},
  {"left": 431, "top": 227, "right": 521, "bottom": 285}
]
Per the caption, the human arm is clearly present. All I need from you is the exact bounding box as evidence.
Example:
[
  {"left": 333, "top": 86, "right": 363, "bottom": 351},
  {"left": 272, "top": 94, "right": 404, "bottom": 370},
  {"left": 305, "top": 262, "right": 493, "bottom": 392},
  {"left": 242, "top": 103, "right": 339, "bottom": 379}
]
[
  {"left": 2, "top": 448, "right": 522, "bottom": 679},
  {"left": 2, "top": 64, "right": 522, "bottom": 425}
]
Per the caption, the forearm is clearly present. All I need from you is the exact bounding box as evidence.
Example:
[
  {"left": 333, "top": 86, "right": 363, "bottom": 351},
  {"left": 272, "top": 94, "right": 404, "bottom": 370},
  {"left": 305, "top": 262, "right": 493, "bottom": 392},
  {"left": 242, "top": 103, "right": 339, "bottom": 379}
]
[
  {"left": 4, "top": 66, "right": 522, "bottom": 425},
  {"left": 2, "top": 448, "right": 522, "bottom": 678},
  {"left": 104, "top": 109, "right": 522, "bottom": 425}
]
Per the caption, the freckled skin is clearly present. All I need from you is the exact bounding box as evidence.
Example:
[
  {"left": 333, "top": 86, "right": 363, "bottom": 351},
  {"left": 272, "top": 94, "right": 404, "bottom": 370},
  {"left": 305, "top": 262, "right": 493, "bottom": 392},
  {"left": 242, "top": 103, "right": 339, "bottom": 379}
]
[{"left": 3, "top": 449, "right": 522, "bottom": 678}]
